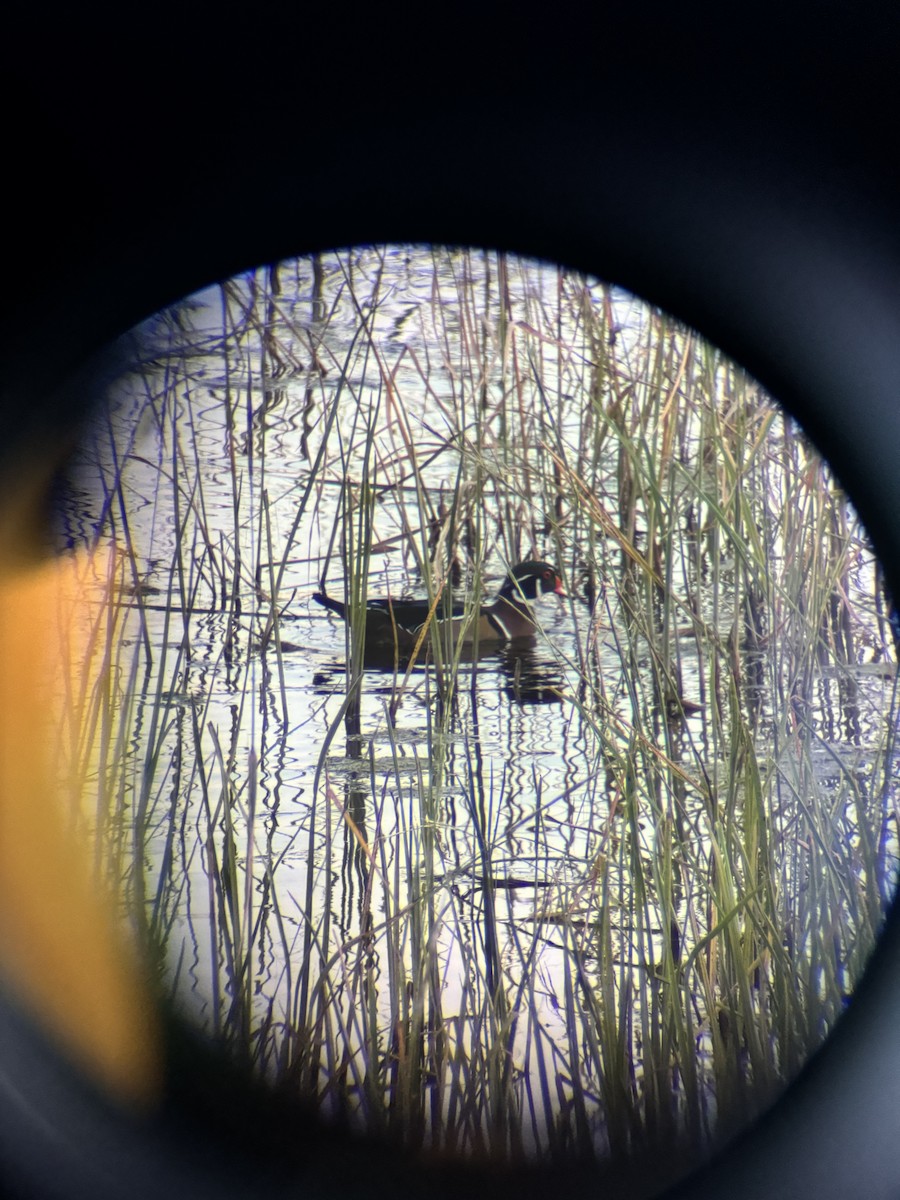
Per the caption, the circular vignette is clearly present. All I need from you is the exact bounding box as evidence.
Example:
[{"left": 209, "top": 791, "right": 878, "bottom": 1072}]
[{"left": 2, "top": 7, "right": 900, "bottom": 1200}]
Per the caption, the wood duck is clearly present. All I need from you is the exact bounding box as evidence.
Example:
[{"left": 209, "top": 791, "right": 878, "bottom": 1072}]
[{"left": 313, "top": 560, "right": 566, "bottom": 659}]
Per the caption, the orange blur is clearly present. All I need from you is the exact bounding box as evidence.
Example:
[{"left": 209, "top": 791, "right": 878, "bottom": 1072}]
[{"left": 0, "top": 466, "right": 160, "bottom": 1108}]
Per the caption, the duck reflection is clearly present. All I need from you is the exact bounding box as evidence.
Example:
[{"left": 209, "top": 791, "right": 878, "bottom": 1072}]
[
  {"left": 500, "top": 639, "right": 564, "bottom": 706},
  {"left": 312, "top": 636, "right": 564, "bottom": 707}
]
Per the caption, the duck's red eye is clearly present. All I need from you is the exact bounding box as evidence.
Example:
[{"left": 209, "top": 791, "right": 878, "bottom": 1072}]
[{"left": 543, "top": 569, "right": 551, "bottom": 579}]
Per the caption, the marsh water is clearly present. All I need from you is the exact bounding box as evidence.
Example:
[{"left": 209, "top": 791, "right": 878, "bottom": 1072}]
[{"left": 59, "top": 248, "right": 899, "bottom": 1173}]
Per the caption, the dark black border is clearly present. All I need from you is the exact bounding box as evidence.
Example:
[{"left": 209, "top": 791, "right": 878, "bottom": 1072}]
[{"left": 3, "top": 4, "right": 900, "bottom": 1196}]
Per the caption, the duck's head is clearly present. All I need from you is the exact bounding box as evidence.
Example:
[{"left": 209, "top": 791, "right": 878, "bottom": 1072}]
[{"left": 502, "top": 560, "right": 567, "bottom": 602}]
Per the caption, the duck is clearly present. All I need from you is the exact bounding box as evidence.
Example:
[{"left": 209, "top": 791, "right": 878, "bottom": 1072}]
[{"left": 312, "top": 560, "right": 566, "bottom": 660}]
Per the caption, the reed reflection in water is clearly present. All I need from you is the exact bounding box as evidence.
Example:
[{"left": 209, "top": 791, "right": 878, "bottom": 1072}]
[{"left": 56, "top": 247, "right": 900, "bottom": 1181}]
